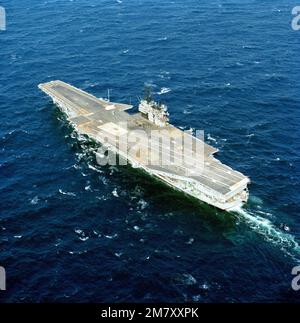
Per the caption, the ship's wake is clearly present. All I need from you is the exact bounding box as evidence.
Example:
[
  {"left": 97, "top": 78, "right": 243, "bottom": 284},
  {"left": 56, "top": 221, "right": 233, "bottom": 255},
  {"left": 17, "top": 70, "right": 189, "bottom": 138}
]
[
  {"left": 232, "top": 206, "right": 300, "bottom": 259},
  {"left": 64, "top": 125, "right": 300, "bottom": 259}
]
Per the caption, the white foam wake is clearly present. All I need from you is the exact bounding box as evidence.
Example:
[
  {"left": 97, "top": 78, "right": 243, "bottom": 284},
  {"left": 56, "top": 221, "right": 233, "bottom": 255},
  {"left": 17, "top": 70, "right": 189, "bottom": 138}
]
[{"left": 232, "top": 207, "right": 300, "bottom": 257}]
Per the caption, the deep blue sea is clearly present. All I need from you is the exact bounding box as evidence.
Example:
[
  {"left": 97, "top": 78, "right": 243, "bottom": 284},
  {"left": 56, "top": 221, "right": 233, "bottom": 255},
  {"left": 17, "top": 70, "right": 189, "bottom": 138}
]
[{"left": 0, "top": 0, "right": 300, "bottom": 303}]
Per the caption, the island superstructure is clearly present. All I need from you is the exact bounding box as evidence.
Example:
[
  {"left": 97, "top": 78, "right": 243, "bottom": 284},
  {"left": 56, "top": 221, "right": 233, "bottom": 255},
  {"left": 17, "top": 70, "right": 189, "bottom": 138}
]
[{"left": 38, "top": 80, "right": 249, "bottom": 211}]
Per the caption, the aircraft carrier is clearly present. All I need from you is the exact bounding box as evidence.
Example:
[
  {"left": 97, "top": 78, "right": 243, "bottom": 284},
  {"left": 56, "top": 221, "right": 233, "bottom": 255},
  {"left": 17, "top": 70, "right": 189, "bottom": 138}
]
[{"left": 38, "top": 80, "right": 249, "bottom": 211}]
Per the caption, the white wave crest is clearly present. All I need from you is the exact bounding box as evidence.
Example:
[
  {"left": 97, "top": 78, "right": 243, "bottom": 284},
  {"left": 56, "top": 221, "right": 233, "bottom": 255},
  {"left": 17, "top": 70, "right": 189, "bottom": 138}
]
[
  {"left": 157, "top": 87, "right": 171, "bottom": 95},
  {"left": 207, "top": 133, "right": 217, "bottom": 143},
  {"left": 59, "top": 189, "right": 76, "bottom": 197},
  {"left": 88, "top": 164, "right": 102, "bottom": 173},
  {"left": 112, "top": 188, "right": 119, "bottom": 197}
]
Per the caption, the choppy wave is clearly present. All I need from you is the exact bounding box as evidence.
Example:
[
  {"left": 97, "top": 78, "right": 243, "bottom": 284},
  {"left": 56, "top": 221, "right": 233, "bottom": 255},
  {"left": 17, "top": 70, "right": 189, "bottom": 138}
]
[
  {"left": 1, "top": 0, "right": 300, "bottom": 303},
  {"left": 59, "top": 189, "right": 76, "bottom": 197},
  {"left": 157, "top": 87, "right": 171, "bottom": 95},
  {"left": 30, "top": 196, "right": 39, "bottom": 205},
  {"left": 112, "top": 188, "right": 119, "bottom": 197},
  {"left": 88, "top": 164, "right": 102, "bottom": 173},
  {"left": 207, "top": 133, "right": 217, "bottom": 143}
]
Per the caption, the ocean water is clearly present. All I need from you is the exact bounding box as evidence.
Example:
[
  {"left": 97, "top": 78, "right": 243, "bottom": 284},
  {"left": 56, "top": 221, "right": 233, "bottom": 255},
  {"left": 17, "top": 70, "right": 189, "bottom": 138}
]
[{"left": 0, "top": 0, "right": 300, "bottom": 302}]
